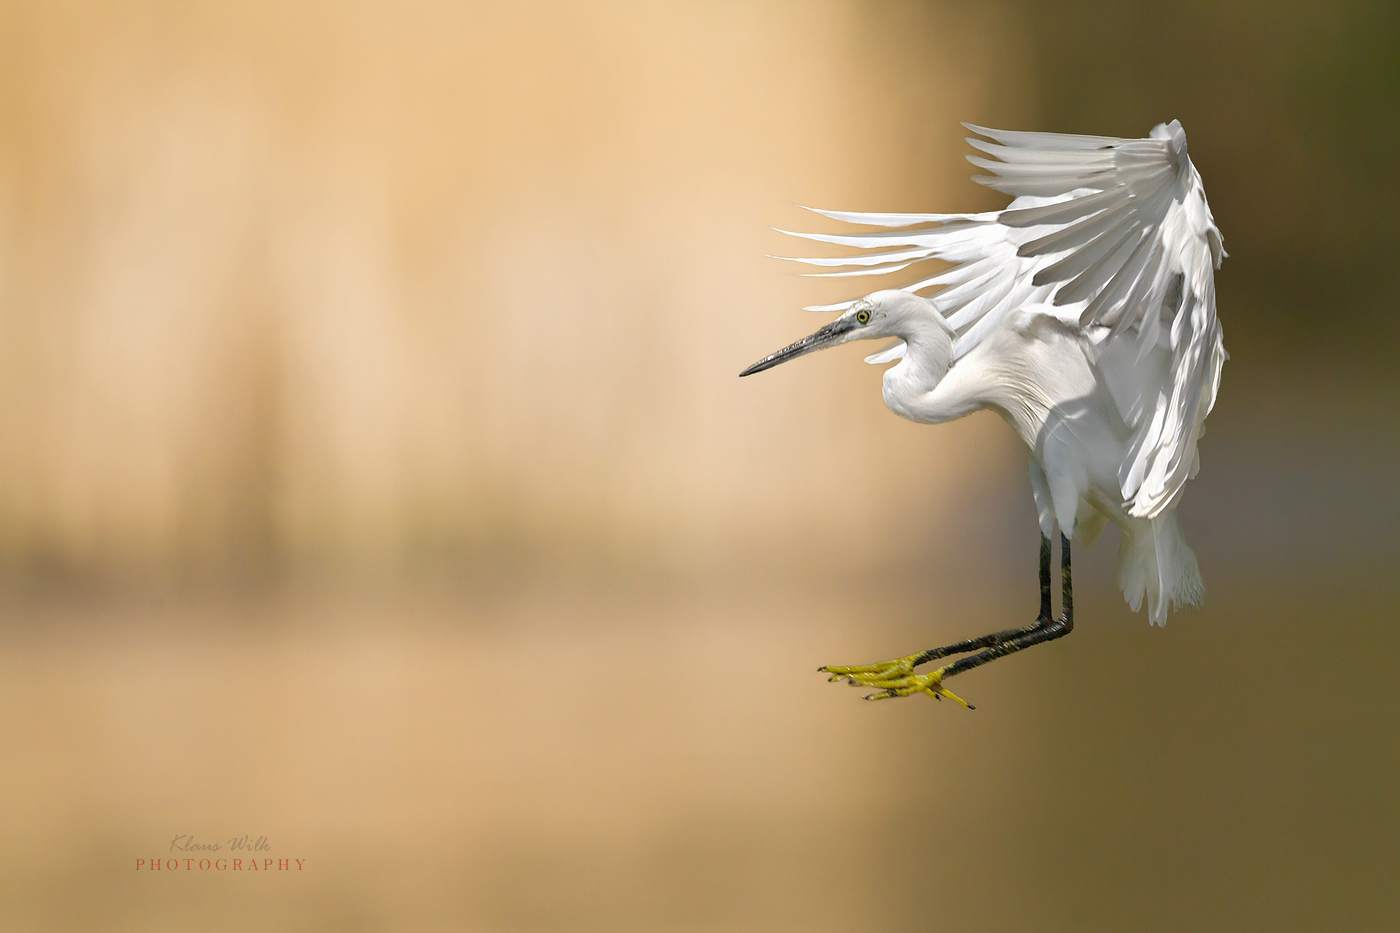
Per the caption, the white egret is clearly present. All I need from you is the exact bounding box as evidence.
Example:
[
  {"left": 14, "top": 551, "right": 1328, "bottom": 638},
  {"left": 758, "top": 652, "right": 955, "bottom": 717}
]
[{"left": 741, "top": 121, "right": 1225, "bottom": 708}]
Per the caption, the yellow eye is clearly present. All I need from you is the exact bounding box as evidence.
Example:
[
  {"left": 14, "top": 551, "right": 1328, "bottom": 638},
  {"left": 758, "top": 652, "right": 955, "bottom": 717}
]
[{"left": 855, "top": 309, "right": 870, "bottom": 325}]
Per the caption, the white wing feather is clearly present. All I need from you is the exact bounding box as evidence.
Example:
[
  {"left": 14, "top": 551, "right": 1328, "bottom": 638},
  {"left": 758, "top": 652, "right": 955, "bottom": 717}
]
[{"left": 778, "top": 120, "right": 1225, "bottom": 519}]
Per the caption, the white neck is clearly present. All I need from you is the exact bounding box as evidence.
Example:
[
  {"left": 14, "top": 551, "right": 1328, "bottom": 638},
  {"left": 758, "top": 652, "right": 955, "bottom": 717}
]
[{"left": 880, "top": 315, "right": 960, "bottom": 423}]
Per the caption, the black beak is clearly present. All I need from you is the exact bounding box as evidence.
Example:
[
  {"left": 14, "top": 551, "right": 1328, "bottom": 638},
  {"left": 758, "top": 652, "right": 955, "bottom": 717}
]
[{"left": 739, "top": 316, "right": 857, "bottom": 377}]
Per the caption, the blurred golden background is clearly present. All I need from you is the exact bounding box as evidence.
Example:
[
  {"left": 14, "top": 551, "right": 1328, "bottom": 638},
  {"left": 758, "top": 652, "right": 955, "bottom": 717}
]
[{"left": 1, "top": 1, "right": 1397, "bottom": 930}]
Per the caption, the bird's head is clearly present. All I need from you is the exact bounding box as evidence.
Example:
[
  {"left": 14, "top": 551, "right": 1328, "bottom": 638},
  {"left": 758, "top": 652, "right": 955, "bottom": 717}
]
[{"left": 739, "top": 290, "right": 946, "bottom": 377}]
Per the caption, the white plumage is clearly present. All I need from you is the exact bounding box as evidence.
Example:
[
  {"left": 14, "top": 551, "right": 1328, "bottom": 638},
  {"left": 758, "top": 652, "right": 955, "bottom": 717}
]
[{"left": 746, "top": 121, "right": 1225, "bottom": 625}]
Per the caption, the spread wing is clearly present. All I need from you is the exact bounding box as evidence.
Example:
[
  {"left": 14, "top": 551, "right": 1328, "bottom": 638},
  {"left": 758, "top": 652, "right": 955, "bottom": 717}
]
[{"left": 776, "top": 120, "right": 1225, "bottom": 519}]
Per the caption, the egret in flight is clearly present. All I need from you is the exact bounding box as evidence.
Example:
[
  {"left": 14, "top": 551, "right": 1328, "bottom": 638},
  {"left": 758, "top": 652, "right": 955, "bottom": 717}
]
[{"left": 741, "top": 121, "right": 1225, "bottom": 708}]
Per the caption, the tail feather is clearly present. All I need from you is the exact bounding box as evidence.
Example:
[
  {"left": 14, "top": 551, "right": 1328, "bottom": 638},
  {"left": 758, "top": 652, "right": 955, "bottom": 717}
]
[{"left": 1117, "top": 512, "right": 1204, "bottom": 625}]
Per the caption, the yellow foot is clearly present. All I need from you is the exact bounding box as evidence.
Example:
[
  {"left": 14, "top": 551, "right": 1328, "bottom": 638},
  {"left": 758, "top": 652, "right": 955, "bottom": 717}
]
[{"left": 819, "top": 654, "right": 973, "bottom": 709}]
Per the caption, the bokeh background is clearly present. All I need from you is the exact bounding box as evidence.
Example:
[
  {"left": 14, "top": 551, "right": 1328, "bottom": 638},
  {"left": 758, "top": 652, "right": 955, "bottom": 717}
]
[{"left": 2, "top": 1, "right": 1398, "bottom": 930}]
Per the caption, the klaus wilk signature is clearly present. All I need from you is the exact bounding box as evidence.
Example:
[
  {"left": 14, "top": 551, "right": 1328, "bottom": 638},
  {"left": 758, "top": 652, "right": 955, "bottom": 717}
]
[
  {"left": 134, "top": 835, "right": 305, "bottom": 872},
  {"left": 170, "top": 834, "right": 270, "bottom": 853}
]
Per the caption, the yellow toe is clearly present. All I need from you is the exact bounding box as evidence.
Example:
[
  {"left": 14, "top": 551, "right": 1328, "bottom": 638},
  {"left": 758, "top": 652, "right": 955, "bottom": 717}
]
[{"left": 821, "top": 656, "right": 973, "bottom": 709}]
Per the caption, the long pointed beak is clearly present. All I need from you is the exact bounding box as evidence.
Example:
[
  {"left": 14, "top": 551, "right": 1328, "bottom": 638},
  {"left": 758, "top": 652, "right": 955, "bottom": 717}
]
[{"left": 739, "top": 316, "right": 857, "bottom": 377}]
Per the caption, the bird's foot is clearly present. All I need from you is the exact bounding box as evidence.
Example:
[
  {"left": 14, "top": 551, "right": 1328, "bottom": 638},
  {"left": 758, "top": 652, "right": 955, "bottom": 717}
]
[{"left": 819, "top": 654, "right": 973, "bottom": 709}]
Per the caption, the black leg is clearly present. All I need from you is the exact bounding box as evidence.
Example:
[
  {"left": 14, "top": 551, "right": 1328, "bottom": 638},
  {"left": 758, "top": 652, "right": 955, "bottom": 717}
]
[
  {"left": 1040, "top": 532, "right": 1053, "bottom": 622},
  {"left": 820, "top": 533, "right": 1076, "bottom": 708},
  {"left": 904, "top": 534, "right": 1054, "bottom": 667},
  {"left": 937, "top": 532, "right": 1074, "bottom": 681}
]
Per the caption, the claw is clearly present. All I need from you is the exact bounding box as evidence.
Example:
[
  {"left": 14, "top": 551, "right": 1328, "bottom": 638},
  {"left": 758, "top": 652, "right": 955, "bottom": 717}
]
[{"left": 923, "top": 682, "right": 973, "bottom": 709}]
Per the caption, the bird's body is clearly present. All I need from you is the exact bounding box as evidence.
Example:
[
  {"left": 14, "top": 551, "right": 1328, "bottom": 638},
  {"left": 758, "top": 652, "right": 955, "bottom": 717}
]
[
  {"left": 875, "top": 289, "right": 1203, "bottom": 624},
  {"left": 742, "top": 121, "right": 1224, "bottom": 704}
]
